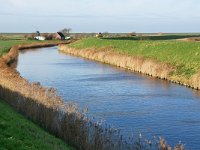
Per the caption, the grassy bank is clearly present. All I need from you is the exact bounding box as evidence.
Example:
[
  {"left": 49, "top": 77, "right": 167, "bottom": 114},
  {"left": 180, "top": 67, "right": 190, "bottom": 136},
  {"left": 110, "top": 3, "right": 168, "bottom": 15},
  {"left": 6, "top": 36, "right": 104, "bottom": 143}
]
[
  {"left": 1, "top": 40, "right": 158, "bottom": 150},
  {"left": 0, "top": 36, "right": 189, "bottom": 149},
  {"left": 0, "top": 34, "right": 62, "bottom": 56},
  {"left": 69, "top": 36, "right": 200, "bottom": 79},
  {"left": 0, "top": 40, "right": 37, "bottom": 56},
  {"left": 1, "top": 41, "right": 131, "bottom": 150},
  {"left": 0, "top": 38, "right": 76, "bottom": 150},
  {"left": 0, "top": 99, "right": 75, "bottom": 150}
]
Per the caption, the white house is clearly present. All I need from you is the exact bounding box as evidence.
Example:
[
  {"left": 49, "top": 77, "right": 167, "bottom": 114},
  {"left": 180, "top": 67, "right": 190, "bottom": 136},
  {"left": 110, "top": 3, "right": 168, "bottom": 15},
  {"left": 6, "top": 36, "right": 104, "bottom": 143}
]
[{"left": 34, "top": 36, "right": 46, "bottom": 41}]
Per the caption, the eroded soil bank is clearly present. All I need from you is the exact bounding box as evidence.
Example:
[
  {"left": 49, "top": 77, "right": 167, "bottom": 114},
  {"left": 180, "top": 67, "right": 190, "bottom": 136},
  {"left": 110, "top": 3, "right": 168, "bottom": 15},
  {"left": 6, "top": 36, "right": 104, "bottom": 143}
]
[{"left": 59, "top": 45, "right": 200, "bottom": 90}]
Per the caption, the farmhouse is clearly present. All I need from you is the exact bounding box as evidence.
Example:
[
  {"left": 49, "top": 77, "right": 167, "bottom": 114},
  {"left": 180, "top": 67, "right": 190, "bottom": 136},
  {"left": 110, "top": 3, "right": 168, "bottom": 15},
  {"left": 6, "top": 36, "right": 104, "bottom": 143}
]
[
  {"left": 96, "top": 32, "right": 103, "bottom": 38},
  {"left": 55, "top": 32, "right": 71, "bottom": 40},
  {"left": 34, "top": 31, "right": 46, "bottom": 41},
  {"left": 34, "top": 36, "right": 45, "bottom": 41}
]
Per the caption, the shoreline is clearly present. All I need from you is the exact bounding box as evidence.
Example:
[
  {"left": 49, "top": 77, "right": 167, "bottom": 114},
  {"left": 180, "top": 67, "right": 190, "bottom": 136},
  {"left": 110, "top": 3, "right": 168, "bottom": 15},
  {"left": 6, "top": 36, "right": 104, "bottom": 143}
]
[
  {"left": 59, "top": 44, "right": 200, "bottom": 90},
  {"left": 0, "top": 41, "right": 79, "bottom": 148},
  {"left": 0, "top": 41, "right": 138, "bottom": 150}
]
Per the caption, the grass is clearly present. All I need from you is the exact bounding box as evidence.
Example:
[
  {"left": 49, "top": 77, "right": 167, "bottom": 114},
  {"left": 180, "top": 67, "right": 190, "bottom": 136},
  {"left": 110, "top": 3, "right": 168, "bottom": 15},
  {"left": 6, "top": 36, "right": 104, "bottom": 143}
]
[
  {"left": 0, "top": 34, "right": 60, "bottom": 56},
  {"left": 0, "top": 40, "right": 37, "bottom": 56},
  {"left": 69, "top": 35, "right": 200, "bottom": 78},
  {"left": 0, "top": 34, "right": 194, "bottom": 149},
  {"left": 0, "top": 99, "right": 75, "bottom": 150},
  {"left": 0, "top": 36, "right": 75, "bottom": 150}
]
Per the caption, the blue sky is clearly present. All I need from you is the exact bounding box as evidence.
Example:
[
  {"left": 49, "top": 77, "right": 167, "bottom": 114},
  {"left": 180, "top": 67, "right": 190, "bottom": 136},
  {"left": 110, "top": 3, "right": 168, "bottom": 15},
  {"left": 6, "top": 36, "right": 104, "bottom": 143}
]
[{"left": 0, "top": 0, "right": 200, "bottom": 33}]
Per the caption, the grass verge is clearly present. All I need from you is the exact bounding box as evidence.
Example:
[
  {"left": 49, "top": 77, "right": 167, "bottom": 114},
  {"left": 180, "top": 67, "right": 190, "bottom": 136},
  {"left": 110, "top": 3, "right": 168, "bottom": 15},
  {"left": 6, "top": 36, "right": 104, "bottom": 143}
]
[
  {"left": 69, "top": 36, "right": 200, "bottom": 79},
  {"left": 0, "top": 99, "right": 75, "bottom": 150}
]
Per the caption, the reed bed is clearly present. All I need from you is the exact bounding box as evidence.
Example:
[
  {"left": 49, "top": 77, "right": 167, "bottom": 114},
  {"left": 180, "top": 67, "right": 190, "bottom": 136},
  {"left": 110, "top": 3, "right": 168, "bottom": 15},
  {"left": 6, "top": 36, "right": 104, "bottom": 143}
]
[
  {"left": 59, "top": 44, "right": 200, "bottom": 90},
  {"left": 59, "top": 45, "right": 175, "bottom": 79},
  {"left": 0, "top": 99, "right": 74, "bottom": 150},
  {"left": 0, "top": 43, "right": 185, "bottom": 150},
  {"left": 68, "top": 37, "right": 200, "bottom": 90}
]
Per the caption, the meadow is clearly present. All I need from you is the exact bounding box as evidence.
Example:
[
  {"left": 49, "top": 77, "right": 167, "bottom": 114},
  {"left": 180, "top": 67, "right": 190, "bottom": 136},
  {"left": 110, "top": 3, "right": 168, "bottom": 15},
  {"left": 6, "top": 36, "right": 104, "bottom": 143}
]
[
  {"left": 69, "top": 35, "right": 200, "bottom": 79},
  {"left": 0, "top": 33, "right": 62, "bottom": 56},
  {"left": 0, "top": 34, "right": 39, "bottom": 56}
]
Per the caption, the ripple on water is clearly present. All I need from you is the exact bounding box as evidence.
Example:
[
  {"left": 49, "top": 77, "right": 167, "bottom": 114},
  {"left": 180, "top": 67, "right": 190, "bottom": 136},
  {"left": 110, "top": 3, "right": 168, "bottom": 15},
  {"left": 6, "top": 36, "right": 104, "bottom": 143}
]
[{"left": 17, "top": 47, "right": 200, "bottom": 149}]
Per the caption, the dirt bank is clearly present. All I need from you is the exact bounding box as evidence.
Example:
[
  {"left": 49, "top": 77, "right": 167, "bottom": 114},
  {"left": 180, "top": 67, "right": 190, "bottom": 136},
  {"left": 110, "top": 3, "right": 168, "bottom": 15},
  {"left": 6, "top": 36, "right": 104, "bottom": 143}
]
[{"left": 59, "top": 45, "right": 200, "bottom": 90}]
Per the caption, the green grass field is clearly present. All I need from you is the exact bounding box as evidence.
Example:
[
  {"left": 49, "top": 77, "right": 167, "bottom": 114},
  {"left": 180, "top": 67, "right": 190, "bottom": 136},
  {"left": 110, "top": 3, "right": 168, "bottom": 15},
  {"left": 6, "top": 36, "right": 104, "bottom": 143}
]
[
  {"left": 0, "top": 100, "right": 75, "bottom": 150},
  {"left": 0, "top": 34, "right": 59, "bottom": 56},
  {"left": 0, "top": 33, "right": 42, "bottom": 56},
  {"left": 0, "top": 37, "right": 75, "bottom": 150},
  {"left": 69, "top": 35, "right": 200, "bottom": 78},
  {"left": 0, "top": 40, "right": 38, "bottom": 56}
]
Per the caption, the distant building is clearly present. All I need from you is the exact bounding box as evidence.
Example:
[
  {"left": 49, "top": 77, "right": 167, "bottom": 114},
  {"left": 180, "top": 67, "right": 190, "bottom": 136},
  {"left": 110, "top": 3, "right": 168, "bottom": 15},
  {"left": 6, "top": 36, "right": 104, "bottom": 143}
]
[
  {"left": 55, "top": 32, "right": 71, "bottom": 40},
  {"left": 34, "top": 36, "right": 46, "bottom": 41},
  {"left": 56, "top": 32, "right": 65, "bottom": 40},
  {"left": 34, "top": 31, "right": 46, "bottom": 40},
  {"left": 65, "top": 36, "right": 71, "bottom": 40},
  {"left": 96, "top": 32, "right": 103, "bottom": 38}
]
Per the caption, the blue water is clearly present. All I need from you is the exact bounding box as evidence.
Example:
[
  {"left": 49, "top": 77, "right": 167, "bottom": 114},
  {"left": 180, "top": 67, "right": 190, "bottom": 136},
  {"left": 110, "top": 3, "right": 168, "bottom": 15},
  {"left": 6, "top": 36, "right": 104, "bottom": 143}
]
[{"left": 17, "top": 47, "right": 200, "bottom": 149}]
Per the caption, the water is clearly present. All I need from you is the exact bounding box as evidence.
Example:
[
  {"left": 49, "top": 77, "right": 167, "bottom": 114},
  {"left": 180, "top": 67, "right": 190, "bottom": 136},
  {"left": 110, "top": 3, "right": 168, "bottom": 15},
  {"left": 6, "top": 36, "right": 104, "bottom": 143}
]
[{"left": 17, "top": 47, "right": 200, "bottom": 149}]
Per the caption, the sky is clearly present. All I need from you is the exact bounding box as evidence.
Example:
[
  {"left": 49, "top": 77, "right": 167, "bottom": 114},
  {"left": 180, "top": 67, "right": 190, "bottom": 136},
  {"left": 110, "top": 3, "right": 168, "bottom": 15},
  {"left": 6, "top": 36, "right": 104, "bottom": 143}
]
[{"left": 0, "top": 0, "right": 200, "bottom": 33}]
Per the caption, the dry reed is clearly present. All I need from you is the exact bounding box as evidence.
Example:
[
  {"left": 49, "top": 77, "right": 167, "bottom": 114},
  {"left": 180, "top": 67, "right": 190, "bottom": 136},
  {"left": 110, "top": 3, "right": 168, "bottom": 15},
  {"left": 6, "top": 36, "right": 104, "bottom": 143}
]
[
  {"left": 59, "top": 45, "right": 200, "bottom": 90},
  {"left": 59, "top": 45, "right": 175, "bottom": 80},
  {"left": 0, "top": 42, "right": 185, "bottom": 150}
]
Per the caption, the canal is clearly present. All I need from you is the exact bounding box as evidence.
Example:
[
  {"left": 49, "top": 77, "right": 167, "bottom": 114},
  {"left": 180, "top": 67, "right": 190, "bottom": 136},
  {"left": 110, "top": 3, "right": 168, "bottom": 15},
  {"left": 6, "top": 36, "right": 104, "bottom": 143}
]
[{"left": 17, "top": 46, "right": 200, "bottom": 149}]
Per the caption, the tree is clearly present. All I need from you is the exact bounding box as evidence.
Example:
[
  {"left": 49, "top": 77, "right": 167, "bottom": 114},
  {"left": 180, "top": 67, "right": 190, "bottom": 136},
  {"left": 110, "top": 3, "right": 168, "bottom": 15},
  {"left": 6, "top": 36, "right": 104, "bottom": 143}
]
[
  {"left": 60, "top": 28, "right": 72, "bottom": 34},
  {"left": 59, "top": 28, "right": 72, "bottom": 37}
]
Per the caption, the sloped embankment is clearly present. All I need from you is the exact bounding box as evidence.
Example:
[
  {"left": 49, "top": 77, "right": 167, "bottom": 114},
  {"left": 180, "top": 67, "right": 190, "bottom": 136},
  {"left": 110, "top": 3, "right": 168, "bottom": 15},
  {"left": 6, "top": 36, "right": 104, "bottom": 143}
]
[
  {"left": 0, "top": 42, "right": 85, "bottom": 148},
  {"left": 0, "top": 42, "right": 144, "bottom": 150},
  {"left": 58, "top": 45, "right": 200, "bottom": 90}
]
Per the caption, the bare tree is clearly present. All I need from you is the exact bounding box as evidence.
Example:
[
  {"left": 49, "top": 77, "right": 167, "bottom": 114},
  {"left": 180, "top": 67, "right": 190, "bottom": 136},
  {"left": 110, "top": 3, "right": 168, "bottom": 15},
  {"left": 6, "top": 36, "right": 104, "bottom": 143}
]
[
  {"left": 60, "top": 28, "right": 72, "bottom": 34},
  {"left": 59, "top": 28, "right": 72, "bottom": 37}
]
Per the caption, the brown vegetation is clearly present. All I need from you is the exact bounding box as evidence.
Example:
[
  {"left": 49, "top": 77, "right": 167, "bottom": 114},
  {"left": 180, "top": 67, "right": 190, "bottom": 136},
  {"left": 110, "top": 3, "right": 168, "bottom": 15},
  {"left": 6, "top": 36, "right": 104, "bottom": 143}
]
[
  {"left": 59, "top": 45, "right": 175, "bottom": 80},
  {"left": 59, "top": 45, "right": 200, "bottom": 90},
  {"left": 24, "top": 33, "right": 36, "bottom": 40},
  {"left": 0, "top": 34, "right": 4, "bottom": 40},
  {"left": 24, "top": 33, "right": 59, "bottom": 40},
  {"left": 128, "top": 32, "right": 137, "bottom": 36},
  {"left": 0, "top": 42, "right": 146, "bottom": 150},
  {"left": 0, "top": 42, "right": 185, "bottom": 150},
  {"left": 191, "top": 71, "right": 200, "bottom": 90},
  {"left": 177, "top": 37, "right": 200, "bottom": 42},
  {"left": 157, "top": 32, "right": 164, "bottom": 36},
  {"left": 42, "top": 33, "right": 54, "bottom": 40}
]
